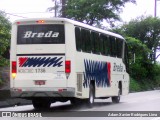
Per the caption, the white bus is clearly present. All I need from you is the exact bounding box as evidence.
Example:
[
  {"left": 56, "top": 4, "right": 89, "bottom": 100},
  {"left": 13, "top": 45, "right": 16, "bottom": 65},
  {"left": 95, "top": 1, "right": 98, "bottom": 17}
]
[{"left": 10, "top": 18, "right": 129, "bottom": 109}]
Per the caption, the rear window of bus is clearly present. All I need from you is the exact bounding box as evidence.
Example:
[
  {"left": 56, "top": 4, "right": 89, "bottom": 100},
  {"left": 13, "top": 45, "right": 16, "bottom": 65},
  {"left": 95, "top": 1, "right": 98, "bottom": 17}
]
[{"left": 17, "top": 24, "right": 65, "bottom": 44}]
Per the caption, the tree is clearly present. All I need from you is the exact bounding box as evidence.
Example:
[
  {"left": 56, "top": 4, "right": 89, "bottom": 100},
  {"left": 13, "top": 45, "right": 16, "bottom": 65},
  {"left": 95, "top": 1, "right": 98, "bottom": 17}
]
[
  {"left": 113, "top": 18, "right": 160, "bottom": 88},
  {"left": 47, "top": 0, "right": 66, "bottom": 17},
  {"left": 125, "top": 37, "right": 151, "bottom": 80},
  {"left": 114, "top": 16, "right": 160, "bottom": 63},
  {"left": 48, "top": 0, "right": 136, "bottom": 26},
  {"left": 0, "top": 11, "right": 11, "bottom": 66}
]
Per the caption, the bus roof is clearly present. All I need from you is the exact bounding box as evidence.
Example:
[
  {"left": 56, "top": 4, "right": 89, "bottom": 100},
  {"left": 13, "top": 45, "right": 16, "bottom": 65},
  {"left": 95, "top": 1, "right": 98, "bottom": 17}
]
[{"left": 14, "top": 18, "right": 125, "bottom": 40}]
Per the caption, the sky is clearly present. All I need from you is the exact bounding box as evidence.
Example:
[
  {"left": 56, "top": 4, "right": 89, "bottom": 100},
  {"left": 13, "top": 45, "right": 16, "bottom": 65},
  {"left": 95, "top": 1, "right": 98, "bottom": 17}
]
[
  {"left": 0, "top": 0, "right": 159, "bottom": 22},
  {"left": 121, "top": 0, "right": 159, "bottom": 21},
  {"left": 0, "top": 0, "right": 160, "bottom": 61}
]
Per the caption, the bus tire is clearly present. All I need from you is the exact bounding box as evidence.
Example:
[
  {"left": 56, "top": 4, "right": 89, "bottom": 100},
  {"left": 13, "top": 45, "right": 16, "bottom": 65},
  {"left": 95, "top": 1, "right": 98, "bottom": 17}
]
[
  {"left": 87, "top": 84, "right": 95, "bottom": 108},
  {"left": 112, "top": 90, "right": 120, "bottom": 103},
  {"left": 32, "top": 99, "right": 51, "bottom": 110}
]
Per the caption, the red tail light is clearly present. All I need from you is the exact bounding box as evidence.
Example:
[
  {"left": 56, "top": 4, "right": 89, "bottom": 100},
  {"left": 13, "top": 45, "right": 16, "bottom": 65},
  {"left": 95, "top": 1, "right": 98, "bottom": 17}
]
[
  {"left": 12, "top": 61, "right": 17, "bottom": 78},
  {"left": 12, "top": 61, "right": 17, "bottom": 73},
  {"left": 65, "top": 60, "right": 71, "bottom": 73}
]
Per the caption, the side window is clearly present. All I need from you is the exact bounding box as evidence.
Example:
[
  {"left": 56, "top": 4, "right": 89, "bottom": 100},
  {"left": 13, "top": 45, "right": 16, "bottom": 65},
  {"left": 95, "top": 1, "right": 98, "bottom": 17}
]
[
  {"left": 110, "top": 36, "right": 117, "bottom": 57},
  {"left": 85, "top": 29, "right": 91, "bottom": 53},
  {"left": 107, "top": 36, "right": 111, "bottom": 56},
  {"left": 103, "top": 35, "right": 111, "bottom": 56},
  {"left": 75, "top": 27, "right": 82, "bottom": 51},
  {"left": 81, "top": 29, "right": 86, "bottom": 52},
  {"left": 81, "top": 28, "right": 92, "bottom": 52},
  {"left": 100, "top": 34, "right": 110, "bottom": 55},
  {"left": 116, "top": 39, "right": 123, "bottom": 58},
  {"left": 99, "top": 34, "right": 104, "bottom": 55},
  {"left": 91, "top": 31, "right": 95, "bottom": 53},
  {"left": 94, "top": 32, "right": 100, "bottom": 54},
  {"left": 75, "top": 27, "right": 123, "bottom": 59},
  {"left": 100, "top": 34, "right": 105, "bottom": 55}
]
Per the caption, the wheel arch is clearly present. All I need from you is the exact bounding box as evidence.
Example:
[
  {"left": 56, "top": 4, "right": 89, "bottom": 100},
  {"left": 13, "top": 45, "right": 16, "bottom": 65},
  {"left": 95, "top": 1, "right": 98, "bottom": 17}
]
[
  {"left": 118, "top": 81, "right": 122, "bottom": 95},
  {"left": 90, "top": 80, "right": 95, "bottom": 88},
  {"left": 90, "top": 80, "right": 95, "bottom": 95}
]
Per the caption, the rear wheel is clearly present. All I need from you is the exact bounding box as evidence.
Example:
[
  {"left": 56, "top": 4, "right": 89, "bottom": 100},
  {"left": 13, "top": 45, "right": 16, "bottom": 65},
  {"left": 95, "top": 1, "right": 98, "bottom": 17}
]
[
  {"left": 86, "top": 84, "right": 95, "bottom": 107},
  {"left": 32, "top": 99, "right": 51, "bottom": 110},
  {"left": 112, "top": 89, "right": 120, "bottom": 103}
]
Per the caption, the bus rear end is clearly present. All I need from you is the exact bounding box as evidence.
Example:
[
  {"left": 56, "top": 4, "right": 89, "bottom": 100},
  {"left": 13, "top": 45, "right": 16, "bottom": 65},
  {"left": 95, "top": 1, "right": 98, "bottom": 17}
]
[{"left": 10, "top": 19, "right": 75, "bottom": 109}]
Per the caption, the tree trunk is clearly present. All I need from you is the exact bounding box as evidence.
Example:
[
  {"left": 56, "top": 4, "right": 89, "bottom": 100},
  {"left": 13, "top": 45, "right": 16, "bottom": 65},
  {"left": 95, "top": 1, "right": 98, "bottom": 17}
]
[{"left": 61, "top": 0, "right": 66, "bottom": 17}]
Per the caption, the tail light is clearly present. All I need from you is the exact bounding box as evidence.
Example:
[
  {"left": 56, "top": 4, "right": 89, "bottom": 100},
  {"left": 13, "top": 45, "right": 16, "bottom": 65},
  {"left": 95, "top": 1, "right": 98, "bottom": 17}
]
[
  {"left": 65, "top": 60, "right": 71, "bottom": 73},
  {"left": 12, "top": 61, "right": 17, "bottom": 79}
]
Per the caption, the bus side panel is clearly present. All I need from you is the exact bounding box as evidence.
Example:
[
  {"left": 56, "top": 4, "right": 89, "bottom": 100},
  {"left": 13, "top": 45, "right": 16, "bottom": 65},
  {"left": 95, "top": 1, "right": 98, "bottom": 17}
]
[
  {"left": 122, "top": 73, "right": 130, "bottom": 95},
  {"left": 75, "top": 52, "right": 128, "bottom": 99},
  {"left": 75, "top": 52, "right": 89, "bottom": 99}
]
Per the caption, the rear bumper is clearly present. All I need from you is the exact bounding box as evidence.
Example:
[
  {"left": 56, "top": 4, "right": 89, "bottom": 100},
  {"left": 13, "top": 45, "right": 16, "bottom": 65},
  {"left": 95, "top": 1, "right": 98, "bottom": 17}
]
[{"left": 10, "top": 87, "right": 75, "bottom": 98}]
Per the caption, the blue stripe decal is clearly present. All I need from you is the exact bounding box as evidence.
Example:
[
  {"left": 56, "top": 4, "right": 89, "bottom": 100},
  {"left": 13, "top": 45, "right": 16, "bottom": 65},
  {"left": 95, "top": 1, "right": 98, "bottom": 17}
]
[
  {"left": 19, "top": 57, "right": 63, "bottom": 67},
  {"left": 83, "top": 59, "right": 111, "bottom": 88}
]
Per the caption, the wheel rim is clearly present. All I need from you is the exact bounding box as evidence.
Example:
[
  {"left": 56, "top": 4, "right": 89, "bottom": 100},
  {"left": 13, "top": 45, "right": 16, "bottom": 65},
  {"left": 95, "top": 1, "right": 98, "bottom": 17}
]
[
  {"left": 117, "top": 96, "right": 120, "bottom": 101},
  {"left": 117, "top": 90, "right": 120, "bottom": 101},
  {"left": 89, "top": 87, "right": 94, "bottom": 104},
  {"left": 90, "top": 92, "right": 93, "bottom": 104}
]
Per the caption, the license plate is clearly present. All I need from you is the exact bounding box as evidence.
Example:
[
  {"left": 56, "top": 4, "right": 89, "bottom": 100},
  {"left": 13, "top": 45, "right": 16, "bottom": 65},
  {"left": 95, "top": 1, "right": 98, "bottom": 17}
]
[{"left": 35, "top": 80, "right": 46, "bottom": 85}]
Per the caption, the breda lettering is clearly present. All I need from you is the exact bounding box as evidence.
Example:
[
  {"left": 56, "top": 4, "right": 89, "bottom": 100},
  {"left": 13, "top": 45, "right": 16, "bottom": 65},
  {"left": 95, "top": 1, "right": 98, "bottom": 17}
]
[
  {"left": 23, "top": 31, "right": 59, "bottom": 38},
  {"left": 113, "top": 63, "right": 123, "bottom": 72}
]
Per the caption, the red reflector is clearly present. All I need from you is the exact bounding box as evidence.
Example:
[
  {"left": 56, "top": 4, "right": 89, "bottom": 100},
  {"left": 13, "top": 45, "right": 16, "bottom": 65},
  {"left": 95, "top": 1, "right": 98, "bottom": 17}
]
[
  {"left": 17, "top": 89, "right": 22, "bottom": 92},
  {"left": 17, "top": 22, "right": 21, "bottom": 24},
  {"left": 14, "top": 88, "right": 22, "bottom": 92},
  {"left": 58, "top": 89, "right": 63, "bottom": 92},
  {"left": 65, "top": 60, "right": 71, "bottom": 73},
  {"left": 12, "top": 61, "right": 17, "bottom": 73}
]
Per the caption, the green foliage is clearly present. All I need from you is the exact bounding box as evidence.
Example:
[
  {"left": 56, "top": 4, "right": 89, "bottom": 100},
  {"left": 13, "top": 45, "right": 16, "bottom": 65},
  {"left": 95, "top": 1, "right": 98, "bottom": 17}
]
[
  {"left": 0, "top": 11, "right": 11, "bottom": 66},
  {"left": 126, "top": 37, "right": 150, "bottom": 60},
  {"left": 125, "top": 37, "right": 151, "bottom": 80},
  {"left": 152, "top": 63, "right": 160, "bottom": 87},
  {"left": 112, "top": 16, "right": 160, "bottom": 91},
  {"left": 130, "top": 63, "right": 160, "bottom": 92},
  {"left": 49, "top": 0, "right": 136, "bottom": 26},
  {"left": 114, "top": 16, "right": 160, "bottom": 62},
  {"left": 0, "top": 78, "right": 2, "bottom": 86},
  {"left": 66, "top": 0, "right": 136, "bottom": 25},
  {"left": 130, "top": 62, "right": 148, "bottom": 80},
  {"left": 129, "top": 78, "right": 141, "bottom": 92}
]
